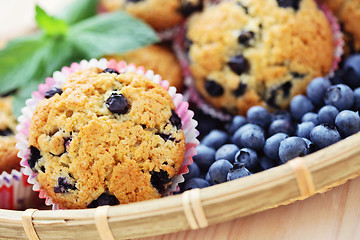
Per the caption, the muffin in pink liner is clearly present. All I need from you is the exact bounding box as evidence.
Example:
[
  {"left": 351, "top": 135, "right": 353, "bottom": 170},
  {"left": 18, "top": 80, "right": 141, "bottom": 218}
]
[
  {"left": 0, "top": 169, "right": 41, "bottom": 210},
  {"left": 173, "top": 0, "right": 344, "bottom": 119},
  {"left": 16, "top": 58, "right": 199, "bottom": 209}
]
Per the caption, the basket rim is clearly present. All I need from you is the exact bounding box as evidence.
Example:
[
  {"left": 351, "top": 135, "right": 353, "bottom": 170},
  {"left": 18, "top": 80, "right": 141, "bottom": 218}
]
[{"left": 1, "top": 131, "right": 360, "bottom": 239}]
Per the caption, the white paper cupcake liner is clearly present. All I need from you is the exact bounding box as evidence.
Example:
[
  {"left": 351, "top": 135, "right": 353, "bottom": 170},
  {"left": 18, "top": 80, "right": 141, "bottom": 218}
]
[
  {"left": 16, "top": 58, "right": 199, "bottom": 209},
  {"left": 173, "top": 2, "right": 344, "bottom": 120}
]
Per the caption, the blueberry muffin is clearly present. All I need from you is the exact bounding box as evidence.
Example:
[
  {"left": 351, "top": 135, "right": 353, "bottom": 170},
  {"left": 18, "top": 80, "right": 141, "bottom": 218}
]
[
  {"left": 320, "top": 0, "right": 360, "bottom": 54},
  {"left": 105, "top": 45, "right": 184, "bottom": 90},
  {"left": 27, "top": 68, "right": 186, "bottom": 209},
  {"left": 101, "top": 0, "right": 203, "bottom": 30},
  {"left": 186, "top": 0, "right": 334, "bottom": 115},
  {"left": 0, "top": 97, "right": 20, "bottom": 173}
]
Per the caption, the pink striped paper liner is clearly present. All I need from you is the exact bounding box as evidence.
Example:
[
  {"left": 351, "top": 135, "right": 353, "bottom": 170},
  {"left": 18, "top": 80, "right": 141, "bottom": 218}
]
[
  {"left": 173, "top": 2, "right": 344, "bottom": 120},
  {"left": 0, "top": 168, "right": 39, "bottom": 210},
  {"left": 16, "top": 58, "right": 199, "bottom": 209}
]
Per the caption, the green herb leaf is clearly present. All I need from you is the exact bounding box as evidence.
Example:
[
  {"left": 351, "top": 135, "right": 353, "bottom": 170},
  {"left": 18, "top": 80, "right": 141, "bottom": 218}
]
[
  {"left": 12, "top": 82, "right": 39, "bottom": 117},
  {"left": 69, "top": 11, "right": 159, "bottom": 58},
  {"left": 35, "top": 5, "right": 68, "bottom": 36},
  {"left": 0, "top": 34, "right": 48, "bottom": 95},
  {"left": 57, "top": 0, "right": 99, "bottom": 25}
]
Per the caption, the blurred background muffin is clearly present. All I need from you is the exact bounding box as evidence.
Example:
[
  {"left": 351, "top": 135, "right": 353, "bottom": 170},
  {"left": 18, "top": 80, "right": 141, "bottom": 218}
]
[
  {"left": 101, "top": 0, "right": 203, "bottom": 30},
  {"left": 105, "top": 44, "right": 184, "bottom": 90},
  {"left": 320, "top": 0, "right": 360, "bottom": 54},
  {"left": 186, "top": 0, "right": 334, "bottom": 115}
]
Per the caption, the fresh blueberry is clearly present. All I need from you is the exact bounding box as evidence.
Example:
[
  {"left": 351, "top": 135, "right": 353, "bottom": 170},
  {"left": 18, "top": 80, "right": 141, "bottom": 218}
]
[
  {"left": 279, "top": 137, "right": 308, "bottom": 163},
  {"left": 193, "top": 145, "right": 216, "bottom": 172},
  {"left": 317, "top": 105, "right": 339, "bottom": 126},
  {"left": 310, "top": 125, "right": 341, "bottom": 150},
  {"left": 296, "top": 121, "right": 315, "bottom": 139},
  {"left": 0, "top": 128, "right": 12, "bottom": 136},
  {"left": 268, "top": 119, "right": 294, "bottom": 136},
  {"left": 234, "top": 148, "right": 259, "bottom": 172},
  {"left": 102, "top": 68, "right": 119, "bottom": 74},
  {"left": 258, "top": 156, "right": 278, "bottom": 170},
  {"left": 170, "top": 110, "right": 182, "bottom": 130},
  {"left": 45, "top": 87, "right": 63, "bottom": 99},
  {"left": 205, "top": 171, "right": 215, "bottom": 185},
  {"left": 290, "top": 95, "right": 314, "bottom": 122},
  {"left": 227, "top": 163, "right": 252, "bottom": 181},
  {"left": 272, "top": 110, "right": 292, "bottom": 122},
  {"left": 202, "top": 130, "right": 229, "bottom": 150},
  {"left": 215, "top": 144, "right": 239, "bottom": 163},
  {"left": 240, "top": 126, "right": 265, "bottom": 150},
  {"left": 353, "top": 88, "right": 360, "bottom": 110},
  {"left": 306, "top": 77, "right": 331, "bottom": 106},
  {"left": 226, "top": 115, "right": 247, "bottom": 135},
  {"left": 88, "top": 193, "right": 119, "bottom": 208},
  {"left": 28, "top": 146, "right": 41, "bottom": 171},
  {"left": 301, "top": 112, "right": 319, "bottom": 125},
  {"left": 232, "top": 123, "right": 263, "bottom": 147},
  {"left": 53, "top": 177, "right": 77, "bottom": 193},
  {"left": 247, "top": 106, "right": 272, "bottom": 128},
  {"left": 208, "top": 159, "right": 233, "bottom": 184},
  {"left": 205, "top": 80, "right": 224, "bottom": 96},
  {"left": 302, "top": 138, "right": 316, "bottom": 153},
  {"left": 150, "top": 170, "right": 170, "bottom": 193},
  {"left": 263, "top": 133, "right": 288, "bottom": 161},
  {"left": 184, "top": 162, "right": 201, "bottom": 181},
  {"left": 228, "top": 55, "right": 249, "bottom": 75},
  {"left": 335, "top": 110, "right": 360, "bottom": 138},
  {"left": 183, "top": 178, "right": 210, "bottom": 191},
  {"left": 276, "top": 0, "right": 300, "bottom": 10},
  {"left": 343, "top": 54, "right": 360, "bottom": 89},
  {"left": 324, "top": 84, "right": 354, "bottom": 111},
  {"left": 106, "top": 93, "right": 129, "bottom": 114},
  {"left": 238, "top": 31, "right": 254, "bottom": 45}
]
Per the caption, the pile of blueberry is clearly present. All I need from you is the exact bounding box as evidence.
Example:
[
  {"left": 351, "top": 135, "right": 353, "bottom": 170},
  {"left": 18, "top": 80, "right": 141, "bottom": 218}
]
[{"left": 180, "top": 54, "right": 360, "bottom": 192}]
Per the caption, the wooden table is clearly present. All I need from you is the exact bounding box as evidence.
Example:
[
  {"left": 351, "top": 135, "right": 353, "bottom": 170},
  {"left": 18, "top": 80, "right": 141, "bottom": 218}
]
[{"left": 1, "top": 1, "right": 359, "bottom": 239}]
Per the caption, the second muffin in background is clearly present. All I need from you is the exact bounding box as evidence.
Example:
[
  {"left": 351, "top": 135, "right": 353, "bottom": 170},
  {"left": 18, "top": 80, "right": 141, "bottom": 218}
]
[
  {"left": 105, "top": 45, "right": 184, "bottom": 91},
  {"left": 186, "top": 0, "right": 334, "bottom": 115}
]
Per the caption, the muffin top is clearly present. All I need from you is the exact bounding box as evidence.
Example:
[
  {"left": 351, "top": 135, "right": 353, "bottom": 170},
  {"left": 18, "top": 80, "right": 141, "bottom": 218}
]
[
  {"left": 186, "top": 0, "right": 334, "bottom": 115},
  {"left": 28, "top": 67, "right": 185, "bottom": 209}
]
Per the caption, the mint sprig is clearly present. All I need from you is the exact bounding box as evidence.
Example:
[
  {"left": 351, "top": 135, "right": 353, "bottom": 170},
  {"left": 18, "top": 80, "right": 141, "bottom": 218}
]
[{"left": 0, "top": 0, "right": 159, "bottom": 117}]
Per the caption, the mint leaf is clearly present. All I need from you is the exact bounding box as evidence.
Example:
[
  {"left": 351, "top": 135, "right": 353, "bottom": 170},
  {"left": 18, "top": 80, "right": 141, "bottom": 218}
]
[
  {"left": 0, "top": 35, "right": 48, "bottom": 95},
  {"left": 69, "top": 11, "right": 159, "bottom": 58},
  {"left": 8, "top": 38, "right": 77, "bottom": 117},
  {"left": 12, "top": 82, "right": 39, "bottom": 117},
  {"left": 35, "top": 5, "right": 68, "bottom": 36},
  {"left": 57, "top": 0, "right": 99, "bottom": 25}
]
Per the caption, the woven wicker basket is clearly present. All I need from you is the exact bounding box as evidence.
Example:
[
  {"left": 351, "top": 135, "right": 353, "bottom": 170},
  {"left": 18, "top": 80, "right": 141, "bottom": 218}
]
[{"left": 1, "top": 130, "right": 360, "bottom": 240}]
